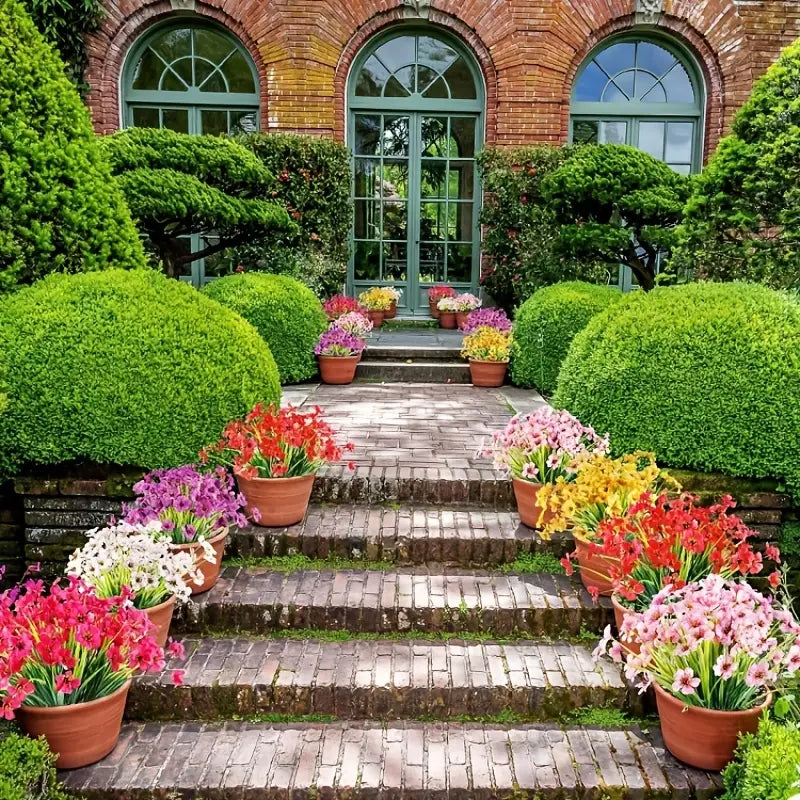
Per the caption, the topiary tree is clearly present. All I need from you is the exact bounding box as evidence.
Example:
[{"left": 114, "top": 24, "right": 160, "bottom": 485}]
[
  {"left": 673, "top": 40, "right": 800, "bottom": 290},
  {"left": 0, "top": 0, "right": 146, "bottom": 293},
  {"left": 477, "top": 145, "right": 607, "bottom": 312},
  {"left": 102, "top": 128, "right": 295, "bottom": 277},
  {"left": 0, "top": 270, "right": 281, "bottom": 477},
  {"left": 203, "top": 273, "right": 327, "bottom": 384},
  {"left": 542, "top": 144, "right": 690, "bottom": 291},
  {"left": 511, "top": 281, "right": 621, "bottom": 394},
  {"left": 554, "top": 282, "right": 800, "bottom": 499}
]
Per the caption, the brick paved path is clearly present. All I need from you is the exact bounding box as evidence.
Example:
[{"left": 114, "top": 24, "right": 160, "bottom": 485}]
[
  {"left": 63, "top": 721, "right": 722, "bottom": 798},
  {"left": 129, "top": 638, "right": 633, "bottom": 721},
  {"left": 178, "top": 567, "right": 612, "bottom": 638}
]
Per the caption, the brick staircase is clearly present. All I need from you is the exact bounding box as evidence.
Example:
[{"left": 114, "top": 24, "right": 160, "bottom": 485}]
[{"left": 60, "top": 384, "right": 724, "bottom": 798}]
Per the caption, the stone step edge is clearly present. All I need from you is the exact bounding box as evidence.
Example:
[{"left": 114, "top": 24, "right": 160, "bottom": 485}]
[
  {"left": 128, "top": 637, "right": 638, "bottom": 722},
  {"left": 61, "top": 720, "right": 723, "bottom": 798}
]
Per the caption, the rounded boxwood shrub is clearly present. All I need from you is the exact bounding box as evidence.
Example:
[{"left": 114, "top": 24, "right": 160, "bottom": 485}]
[
  {"left": 511, "top": 281, "right": 621, "bottom": 394},
  {"left": 0, "top": 270, "right": 280, "bottom": 476},
  {"left": 204, "top": 273, "right": 327, "bottom": 384},
  {"left": 554, "top": 282, "right": 800, "bottom": 498}
]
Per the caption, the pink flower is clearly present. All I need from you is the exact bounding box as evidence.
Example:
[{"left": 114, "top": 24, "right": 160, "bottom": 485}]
[
  {"left": 166, "top": 639, "right": 186, "bottom": 660},
  {"left": 787, "top": 646, "right": 800, "bottom": 673},
  {"left": 171, "top": 670, "right": 185, "bottom": 686},
  {"left": 713, "top": 654, "right": 735, "bottom": 680},
  {"left": 745, "top": 661, "right": 770, "bottom": 687},
  {"left": 672, "top": 667, "right": 700, "bottom": 695},
  {"left": 54, "top": 671, "right": 81, "bottom": 695},
  {"left": 521, "top": 463, "right": 539, "bottom": 481}
]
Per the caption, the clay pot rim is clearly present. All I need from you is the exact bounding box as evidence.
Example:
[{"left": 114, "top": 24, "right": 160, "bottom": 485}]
[
  {"left": 18, "top": 679, "right": 132, "bottom": 717},
  {"left": 317, "top": 354, "right": 361, "bottom": 361},
  {"left": 169, "top": 527, "right": 228, "bottom": 551},
  {"left": 469, "top": 358, "right": 510, "bottom": 365},
  {"left": 653, "top": 681, "right": 772, "bottom": 718},
  {"left": 235, "top": 471, "right": 317, "bottom": 484},
  {"left": 511, "top": 476, "right": 545, "bottom": 487},
  {"left": 140, "top": 594, "right": 177, "bottom": 613}
]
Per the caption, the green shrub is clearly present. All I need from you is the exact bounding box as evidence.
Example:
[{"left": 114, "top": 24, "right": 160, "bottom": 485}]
[
  {"left": 0, "top": 270, "right": 280, "bottom": 476},
  {"left": 0, "top": 731, "right": 72, "bottom": 799},
  {"left": 674, "top": 39, "right": 800, "bottom": 290},
  {"left": 204, "top": 273, "right": 327, "bottom": 384},
  {"left": 554, "top": 282, "right": 800, "bottom": 498},
  {"left": 721, "top": 718, "right": 800, "bottom": 800},
  {"left": 0, "top": 0, "right": 146, "bottom": 293},
  {"left": 511, "top": 281, "right": 621, "bottom": 394},
  {"left": 235, "top": 249, "right": 346, "bottom": 300},
  {"left": 477, "top": 146, "right": 606, "bottom": 312}
]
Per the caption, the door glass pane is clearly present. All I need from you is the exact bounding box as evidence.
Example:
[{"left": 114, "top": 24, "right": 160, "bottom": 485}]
[
  {"left": 161, "top": 108, "right": 189, "bottom": 133},
  {"left": 354, "top": 241, "right": 380, "bottom": 280},
  {"left": 448, "top": 163, "right": 473, "bottom": 200},
  {"left": 450, "top": 203, "right": 473, "bottom": 241},
  {"left": 230, "top": 110, "right": 258, "bottom": 134},
  {"left": 383, "top": 201, "right": 407, "bottom": 239},
  {"left": 131, "top": 106, "right": 160, "bottom": 127},
  {"left": 354, "top": 159, "right": 380, "bottom": 198},
  {"left": 354, "top": 200, "right": 380, "bottom": 239},
  {"left": 601, "top": 121, "right": 627, "bottom": 144},
  {"left": 421, "top": 162, "right": 448, "bottom": 199},
  {"left": 383, "top": 243, "right": 407, "bottom": 280},
  {"left": 442, "top": 58, "right": 477, "bottom": 99},
  {"left": 665, "top": 122, "right": 693, "bottom": 163},
  {"left": 447, "top": 243, "right": 472, "bottom": 282},
  {"left": 223, "top": 51, "right": 256, "bottom": 93},
  {"left": 421, "top": 118, "right": 449, "bottom": 157},
  {"left": 382, "top": 160, "right": 409, "bottom": 199},
  {"left": 420, "top": 243, "right": 445, "bottom": 283},
  {"left": 573, "top": 120, "right": 598, "bottom": 144},
  {"left": 355, "top": 115, "right": 381, "bottom": 155},
  {"left": 638, "top": 121, "right": 665, "bottom": 159},
  {"left": 383, "top": 117, "right": 409, "bottom": 157},
  {"left": 201, "top": 109, "right": 228, "bottom": 135},
  {"left": 420, "top": 202, "right": 447, "bottom": 240},
  {"left": 449, "top": 118, "right": 475, "bottom": 158}
]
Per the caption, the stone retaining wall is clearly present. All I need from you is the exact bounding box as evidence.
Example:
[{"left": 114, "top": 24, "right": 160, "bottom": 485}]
[{"left": 0, "top": 481, "right": 25, "bottom": 585}]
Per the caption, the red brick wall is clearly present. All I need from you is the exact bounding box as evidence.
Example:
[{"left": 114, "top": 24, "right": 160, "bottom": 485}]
[{"left": 85, "top": 0, "right": 800, "bottom": 157}]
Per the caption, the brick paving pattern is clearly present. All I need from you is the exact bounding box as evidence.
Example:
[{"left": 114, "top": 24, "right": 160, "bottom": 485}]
[
  {"left": 177, "top": 567, "right": 612, "bottom": 638},
  {"left": 230, "top": 504, "right": 574, "bottom": 564},
  {"left": 129, "top": 638, "right": 634, "bottom": 721},
  {"left": 63, "top": 720, "right": 723, "bottom": 798}
]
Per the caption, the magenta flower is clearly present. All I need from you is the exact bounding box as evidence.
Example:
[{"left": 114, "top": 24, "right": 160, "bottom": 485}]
[
  {"left": 461, "top": 307, "right": 512, "bottom": 334},
  {"left": 315, "top": 327, "right": 366, "bottom": 357}
]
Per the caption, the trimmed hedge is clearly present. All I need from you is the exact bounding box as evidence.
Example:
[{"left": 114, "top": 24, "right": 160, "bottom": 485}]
[
  {"left": 0, "top": 270, "right": 280, "bottom": 476},
  {"left": 554, "top": 282, "right": 800, "bottom": 498},
  {"left": 0, "top": 0, "right": 145, "bottom": 293},
  {"left": 511, "top": 281, "right": 621, "bottom": 394},
  {"left": 0, "top": 730, "right": 72, "bottom": 799},
  {"left": 204, "top": 273, "right": 327, "bottom": 384}
]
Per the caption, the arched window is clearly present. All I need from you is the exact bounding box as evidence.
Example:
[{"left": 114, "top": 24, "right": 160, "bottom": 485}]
[
  {"left": 570, "top": 36, "right": 704, "bottom": 174},
  {"left": 123, "top": 23, "right": 260, "bottom": 135},
  {"left": 348, "top": 30, "right": 485, "bottom": 315}
]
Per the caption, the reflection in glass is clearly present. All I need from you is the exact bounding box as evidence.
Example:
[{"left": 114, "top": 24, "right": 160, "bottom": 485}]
[
  {"left": 382, "top": 201, "right": 407, "bottom": 239},
  {"left": 356, "top": 55, "right": 390, "bottom": 96},
  {"left": 638, "top": 121, "right": 665, "bottom": 159},
  {"left": 665, "top": 122, "right": 693, "bottom": 163},
  {"left": 421, "top": 117, "right": 449, "bottom": 157},
  {"left": 354, "top": 159, "right": 380, "bottom": 198},
  {"left": 355, "top": 115, "right": 381, "bottom": 155},
  {"left": 601, "top": 120, "right": 627, "bottom": 144},
  {"left": 383, "top": 243, "right": 408, "bottom": 280},
  {"left": 162, "top": 108, "right": 189, "bottom": 133},
  {"left": 201, "top": 109, "right": 228, "bottom": 135},
  {"left": 354, "top": 241, "right": 380, "bottom": 280},
  {"left": 420, "top": 202, "right": 447, "bottom": 241},
  {"left": 382, "top": 117, "right": 409, "bottom": 157},
  {"left": 419, "top": 243, "right": 445, "bottom": 283},
  {"left": 449, "top": 118, "right": 475, "bottom": 158},
  {"left": 382, "top": 160, "right": 409, "bottom": 199},
  {"left": 421, "top": 162, "right": 448, "bottom": 199},
  {"left": 131, "top": 106, "right": 159, "bottom": 127},
  {"left": 595, "top": 43, "right": 636, "bottom": 77},
  {"left": 573, "top": 119, "right": 599, "bottom": 144},
  {"left": 447, "top": 243, "right": 473, "bottom": 282},
  {"left": 354, "top": 200, "right": 380, "bottom": 239}
]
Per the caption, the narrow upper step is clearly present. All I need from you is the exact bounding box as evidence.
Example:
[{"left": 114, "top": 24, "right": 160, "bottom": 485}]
[
  {"left": 62, "top": 720, "right": 722, "bottom": 798},
  {"left": 355, "top": 360, "right": 472, "bottom": 383},
  {"left": 128, "top": 638, "right": 635, "bottom": 721},
  {"left": 176, "top": 567, "right": 611, "bottom": 638},
  {"left": 229, "top": 504, "right": 573, "bottom": 565}
]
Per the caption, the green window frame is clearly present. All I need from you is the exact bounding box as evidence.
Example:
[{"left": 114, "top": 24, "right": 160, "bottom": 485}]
[{"left": 347, "top": 28, "right": 486, "bottom": 314}]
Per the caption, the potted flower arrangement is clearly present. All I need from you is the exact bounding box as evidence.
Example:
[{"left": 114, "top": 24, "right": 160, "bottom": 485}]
[
  {"left": 383, "top": 286, "right": 403, "bottom": 319},
  {"left": 331, "top": 310, "right": 373, "bottom": 339},
  {"left": 436, "top": 296, "right": 459, "bottom": 329},
  {"left": 460, "top": 326, "right": 512, "bottom": 387},
  {"left": 3, "top": 576, "right": 182, "bottom": 768},
  {"left": 595, "top": 575, "right": 800, "bottom": 771},
  {"left": 427, "top": 284, "right": 456, "bottom": 319},
  {"left": 591, "top": 493, "right": 779, "bottom": 655},
  {"left": 314, "top": 327, "right": 366, "bottom": 385},
  {"left": 481, "top": 407, "right": 609, "bottom": 530},
  {"left": 536, "top": 452, "right": 679, "bottom": 596},
  {"left": 323, "top": 294, "right": 364, "bottom": 321},
  {"left": 453, "top": 293, "right": 482, "bottom": 329},
  {"left": 67, "top": 520, "right": 200, "bottom": 647},
  {"left": 124, "top": 465, "right": 250, "bottom": 594},
  {"left": 461, "top": 307, "right": 512, "bottom": 334},
  {"left": 201, "top": 404, "right": 355, "bottom": 527},
  {"left": 358, "top": 287, "right": 394, "bottom": 328}
]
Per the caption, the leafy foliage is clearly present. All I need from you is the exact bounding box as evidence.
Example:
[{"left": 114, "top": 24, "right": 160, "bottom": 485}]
[
  {"left": 102, "top": 128, "right": 294, "bottom": 277},
  {"left": 554, "top": 282, "right": 800, "bottom": 499},
  {"left": 0, "top": 270, "right": 280, "bottom": 477},
  {"left": 231, "top": 133, "right": 352, "bottom": 285},
  {"left": 0, "top": 731, "right": 72, "bottom": 799},
  {"left": 511, "top": 281, "right": 621, "bottom": 394},
  {"left": 0, "top": 0, "right": 146, "bottom": 293},
  {"left": 721, "top": 718, "right": 800, "bottom": 800},
  {"left": 543, "top": 144, "right": 690, "bottom": 291},
  {"left": 477, "top": 146, "right": 606, "bottom": 311},
  {"left": 674, "top": 40, "right": 800, "bottom": 289},
  {"left": 204, "top": 273, "right": 327, "bottom": 384}
]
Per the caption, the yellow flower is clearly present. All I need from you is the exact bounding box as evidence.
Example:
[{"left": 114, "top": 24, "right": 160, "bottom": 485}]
[
  {"left": 358, "top": 287, "right": 395, "bottom": 311},
  {"left": 461, "top": 326, "right": 512, "bottom": 362},
  {"left": 534, "top": 451, "right": 680, "bottom": 541}
]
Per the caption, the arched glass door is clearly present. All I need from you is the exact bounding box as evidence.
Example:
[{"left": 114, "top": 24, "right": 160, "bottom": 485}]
[{"left": 348, "top": 30, "right": 485, "bottom": 314}]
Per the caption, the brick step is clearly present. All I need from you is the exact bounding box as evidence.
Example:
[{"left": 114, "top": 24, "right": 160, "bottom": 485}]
[
  {"left": 176, "top": 567, "right": 611, "bottom": 638},
  {"left": 61, "top": 720, "right": 722, "bottom": 798},
  {"left": 128, "top": 638, "right": 636, "bottom": 722},
  {"left": 364, "top": 345, "right": 462, "bottom": 361},
  {"left": 355, "top": 360, "right": 472, "bottom": 383},
  {"left": 229, "top": 504, "right": 572, "bottom": 565}
]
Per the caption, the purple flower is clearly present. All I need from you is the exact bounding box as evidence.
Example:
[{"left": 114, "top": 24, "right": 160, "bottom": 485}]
[
  {"left": 183, "top": 524, "right": 197, "bottom": 541},
  {"left": 314, "top": 327, "right": 366, "bottom": 357},
  {"left": 462, "top": 307, "right": 512, "bottom": 334}
]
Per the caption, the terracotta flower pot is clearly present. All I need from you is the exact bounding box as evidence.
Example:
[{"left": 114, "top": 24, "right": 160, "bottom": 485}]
[
  {"left": 17, "top": 680, "right": 131, "bottom": 769},
  {"left": 385, "top": 301, "right": 397, "bottom": 319},
  {"left": 143, "top": 594, "right": 176, "bottom": 648},
  {"left": 367, "top": 310, "right": 385, "bottom": 328},
  {"left": 611, "top": 594, "right": 640, "bottom": 656},
  {"left": 171, "top": 528, "right": 228, "bottom": 596},
  {"left": 512, "top": 478, "right": 555, "bottom": 530},
  {"left": 318, "top": 355, "right": 360, "bottom": 385},
  {"left": 456, "top": 311, "right": 470, "bottom": 329},
  {"left": 469, "top": 359, "right": 507, "bottom": 387},
  {"left": 439, "top": 311, "right": 457, "bottom": 329},
  {"left": 236, "top": 472, "right": 316, "bottom": 527},
  {"left": 429, "top": 299, "right": 441, "bottom": 319},
  {"left": 654, "top": 683, "right": 770, "bottom": 771},
  {"left": 574, "top": 538, "right": 615, "bottom": 596}
]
